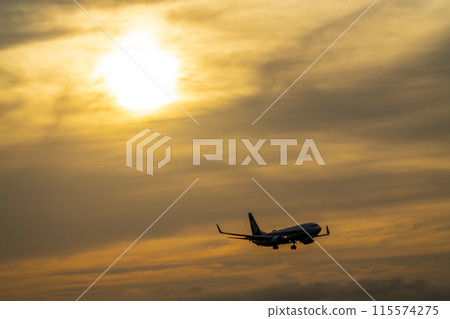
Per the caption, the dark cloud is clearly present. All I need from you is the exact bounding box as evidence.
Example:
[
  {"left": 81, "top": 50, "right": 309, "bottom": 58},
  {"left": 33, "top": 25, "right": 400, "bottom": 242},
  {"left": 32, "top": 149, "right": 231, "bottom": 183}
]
[
  {"left": 243, "top": 34, "right": 450, "bottom": 141},
  {"left": 0, "top": 4, "right": 72, "bottom": 50},
  {"left": 203, "top": 277, "right": 450, "bottom": 301},
  {"left": 0, "top": 0, "right": 169, "bottom": 50},
  {"left": 55, "top": 275, "right": 449, "bottom": 301}
]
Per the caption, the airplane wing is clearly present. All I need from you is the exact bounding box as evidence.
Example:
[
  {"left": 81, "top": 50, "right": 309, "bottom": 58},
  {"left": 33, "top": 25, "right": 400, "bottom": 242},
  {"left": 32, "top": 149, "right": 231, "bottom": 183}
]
[
  {"left": 315, "top": 225, "right": 330, "bottom": 237},
  {"left": 216, "top": 224, "right": 259, "bottom": 239}
]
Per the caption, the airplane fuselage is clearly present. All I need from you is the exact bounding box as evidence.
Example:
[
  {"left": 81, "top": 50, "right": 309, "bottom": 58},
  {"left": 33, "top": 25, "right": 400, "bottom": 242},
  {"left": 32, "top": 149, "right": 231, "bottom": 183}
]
[
  {"left": 217, "top": 213, "right": 329, "bottom": 250},
  {"left": 251, "top": 223, "right": 322, "bottom": 246}
]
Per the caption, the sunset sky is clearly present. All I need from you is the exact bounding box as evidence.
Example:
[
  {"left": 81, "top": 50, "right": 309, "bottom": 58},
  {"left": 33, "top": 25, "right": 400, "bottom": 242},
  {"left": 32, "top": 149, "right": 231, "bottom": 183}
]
[{"left": 0, "top": 0, "right": 449, "bottom": 300}]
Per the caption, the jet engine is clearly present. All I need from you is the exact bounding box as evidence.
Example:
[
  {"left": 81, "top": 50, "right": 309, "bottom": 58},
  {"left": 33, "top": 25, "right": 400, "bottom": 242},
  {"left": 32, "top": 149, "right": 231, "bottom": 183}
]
[
  {"left": 301, "top": 237, "right": 315, "bottom": 245},
  {"left": 271, "top": 236, "right": 282, "bottom": 244}
]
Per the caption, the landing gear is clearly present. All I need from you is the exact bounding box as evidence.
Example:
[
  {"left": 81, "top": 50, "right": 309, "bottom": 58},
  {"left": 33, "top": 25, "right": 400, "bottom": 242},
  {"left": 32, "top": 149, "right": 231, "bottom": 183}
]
[
  {"left": 290, "top": 241, "right": 297, "bottom": 250},
  {"left": 272, "top": 245, "right": 279, "bottom": 250}
]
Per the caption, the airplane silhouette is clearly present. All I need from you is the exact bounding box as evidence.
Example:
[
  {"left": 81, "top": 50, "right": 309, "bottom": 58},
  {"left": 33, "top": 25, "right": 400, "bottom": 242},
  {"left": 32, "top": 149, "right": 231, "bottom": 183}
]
[{"left": 217, "top": 213, "right": 329, "bottom": 250}]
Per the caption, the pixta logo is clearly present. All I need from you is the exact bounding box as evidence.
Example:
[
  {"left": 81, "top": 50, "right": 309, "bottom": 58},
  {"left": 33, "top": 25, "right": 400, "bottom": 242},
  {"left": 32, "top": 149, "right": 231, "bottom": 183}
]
[
  {"left": 193, "top": 138, "right": 325, "bottom": 166},
  {"left": 126, "top": 130, "right": 325, "bottom": 176},
  {"left": 126, "top": 129, "right": 172, "bottom": 176}
]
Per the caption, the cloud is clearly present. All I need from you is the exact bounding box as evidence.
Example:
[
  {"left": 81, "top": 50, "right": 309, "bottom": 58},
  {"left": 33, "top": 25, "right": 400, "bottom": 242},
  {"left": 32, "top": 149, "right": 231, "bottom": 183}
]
[
  {"left": 201, "top": 278, "right": 449, "bottom": 301},
  {"left": 0, "top": 0, "right": 449, "bottom": 300},
  {"left": 1, "top": 228, "right": 449, "bottom": 300}
]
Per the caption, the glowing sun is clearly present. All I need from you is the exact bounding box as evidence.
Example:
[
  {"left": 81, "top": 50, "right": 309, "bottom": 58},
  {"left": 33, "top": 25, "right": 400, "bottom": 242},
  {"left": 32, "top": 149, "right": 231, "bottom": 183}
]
[{"left": 95, "top": 31, "right": 180, "bottom": 112}]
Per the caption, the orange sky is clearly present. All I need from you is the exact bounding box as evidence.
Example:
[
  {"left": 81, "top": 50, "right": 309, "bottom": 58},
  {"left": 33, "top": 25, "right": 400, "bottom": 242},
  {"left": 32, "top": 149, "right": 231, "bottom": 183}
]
[{"left": 0, "top": 0, "right": 449, "bottom": 300}]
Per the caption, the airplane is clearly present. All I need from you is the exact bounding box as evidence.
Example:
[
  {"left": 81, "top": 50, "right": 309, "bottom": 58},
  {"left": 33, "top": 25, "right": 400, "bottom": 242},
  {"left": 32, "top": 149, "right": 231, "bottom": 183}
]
[{"left": 216, "top": 212, "right": 329, "bottom": 250}]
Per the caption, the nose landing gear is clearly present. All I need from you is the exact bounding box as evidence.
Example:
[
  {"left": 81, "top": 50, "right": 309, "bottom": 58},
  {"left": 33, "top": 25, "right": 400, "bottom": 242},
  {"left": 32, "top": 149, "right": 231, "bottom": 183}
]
[
  {"left": 272, "top": 245, "right": 279, "bottom": 250},
  {"left": 291, "top": 242, "right": 297, "bottom": 250}
]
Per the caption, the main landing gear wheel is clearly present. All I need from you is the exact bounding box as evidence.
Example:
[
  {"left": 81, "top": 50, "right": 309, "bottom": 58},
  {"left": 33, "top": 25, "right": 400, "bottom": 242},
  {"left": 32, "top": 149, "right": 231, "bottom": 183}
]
[
  {"left": 272, "top": 245, "right": 279, "bottom": 250},
  {"left": 290, "top": 245, "right": 297, "bottom": 250}
]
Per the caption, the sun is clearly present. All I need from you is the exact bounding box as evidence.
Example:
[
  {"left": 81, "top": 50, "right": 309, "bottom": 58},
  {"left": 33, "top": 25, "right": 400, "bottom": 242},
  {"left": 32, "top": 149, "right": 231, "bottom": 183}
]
[{"left": 95, "top": 31, "right": 180, "bottom": 112}]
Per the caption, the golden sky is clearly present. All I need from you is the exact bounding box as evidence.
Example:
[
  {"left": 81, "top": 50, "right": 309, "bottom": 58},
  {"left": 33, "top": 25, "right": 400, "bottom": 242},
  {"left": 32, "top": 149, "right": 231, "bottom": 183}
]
[{"left": 0, "top": 0, "right": 449, "bottom": 300}]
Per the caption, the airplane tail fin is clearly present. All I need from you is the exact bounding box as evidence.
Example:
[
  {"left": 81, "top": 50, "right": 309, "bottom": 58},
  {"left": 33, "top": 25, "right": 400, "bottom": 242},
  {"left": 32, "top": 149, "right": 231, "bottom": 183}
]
[{"left": 248, "top": 212, "right": 263, "bottom": 235}]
